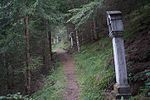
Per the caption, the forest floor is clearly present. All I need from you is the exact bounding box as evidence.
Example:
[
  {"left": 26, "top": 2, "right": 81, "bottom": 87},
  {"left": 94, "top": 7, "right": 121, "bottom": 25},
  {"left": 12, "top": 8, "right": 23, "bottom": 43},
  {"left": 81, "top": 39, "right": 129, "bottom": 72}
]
[{"left": 57, "top": 49, "right": 79, "bottom": 100}]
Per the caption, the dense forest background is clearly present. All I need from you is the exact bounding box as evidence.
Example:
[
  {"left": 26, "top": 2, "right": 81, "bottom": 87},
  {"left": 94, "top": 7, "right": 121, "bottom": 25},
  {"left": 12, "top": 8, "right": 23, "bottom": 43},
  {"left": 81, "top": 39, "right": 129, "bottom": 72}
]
[{"left": 0, "top": 0, "right": 150, "bottom": 99}]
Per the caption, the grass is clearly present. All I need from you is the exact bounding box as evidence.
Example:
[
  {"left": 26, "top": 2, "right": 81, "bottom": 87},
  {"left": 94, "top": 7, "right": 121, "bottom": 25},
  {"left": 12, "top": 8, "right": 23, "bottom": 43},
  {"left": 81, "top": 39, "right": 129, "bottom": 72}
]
[
  {"left": 74, "top": 37, "right": 115, "bottom": 100},
  {"left": 32, "top": 61, "right": 65, "bottom": 100},
  {"left": 52, "top": 38, "right": 70, "bottom": 52}
]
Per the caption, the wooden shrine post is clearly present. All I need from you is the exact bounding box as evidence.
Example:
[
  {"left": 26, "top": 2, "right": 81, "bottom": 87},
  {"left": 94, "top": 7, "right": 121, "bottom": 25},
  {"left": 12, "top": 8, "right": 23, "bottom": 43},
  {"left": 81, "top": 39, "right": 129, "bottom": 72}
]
[
  {"left": 69, "top": 32, "right": 74, "bottom": 48},
  {"left": 106, "top": 11, "right": 131, "bottom": 99}
]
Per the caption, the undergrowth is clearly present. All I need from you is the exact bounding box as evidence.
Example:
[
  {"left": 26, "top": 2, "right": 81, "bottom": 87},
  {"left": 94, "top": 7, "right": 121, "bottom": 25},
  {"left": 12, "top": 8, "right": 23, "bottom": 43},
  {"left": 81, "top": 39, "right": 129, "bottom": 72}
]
[
  {"left": 124, "top": 3, "right": 150, "bottom": 39},
  {"left": 32, "top": 61, "right": 65, "bottom": 100},
  {"left": 74, "top": 37, "right": 115, "bottom": 100},
  {"left": 52, "top": 36, "right": 70, "bottom": 52},
  {"left": 125, "top": 3, "right": 150, "bottom": 98}
]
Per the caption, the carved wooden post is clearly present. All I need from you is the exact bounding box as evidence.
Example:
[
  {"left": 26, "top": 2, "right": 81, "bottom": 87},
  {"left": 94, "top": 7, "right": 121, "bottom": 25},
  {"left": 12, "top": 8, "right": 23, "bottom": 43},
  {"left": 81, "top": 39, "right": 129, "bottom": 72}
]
[
  {"left": 69, "top": 32, "right": 73, "bottom": 48},
  {"left": 106, "top": 11, "right": 131, "bottom": 99},
  {"left": 56, "top": 36, "right": 59, "bottom": 43}
]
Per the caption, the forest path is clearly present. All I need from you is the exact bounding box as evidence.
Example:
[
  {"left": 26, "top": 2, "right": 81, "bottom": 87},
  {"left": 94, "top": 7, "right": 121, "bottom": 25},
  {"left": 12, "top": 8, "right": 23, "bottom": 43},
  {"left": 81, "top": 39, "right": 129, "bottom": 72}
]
[{"left": 56, "top": 49, "right": 79, "bottom": 100}]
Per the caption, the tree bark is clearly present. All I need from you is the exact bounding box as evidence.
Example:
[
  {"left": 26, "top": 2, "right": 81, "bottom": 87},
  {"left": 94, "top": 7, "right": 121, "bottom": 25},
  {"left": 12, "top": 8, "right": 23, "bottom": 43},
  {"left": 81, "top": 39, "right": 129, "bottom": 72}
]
[
  {"left": 46, "top": 22, "right": 52, "bottom": 61},
  {"left": 48, "top": 31, "right": 52, "bottom": 61},
  {"left": 4, "top": 53, "right": 10, "bottom": 92},
  {"left": 24, "top": 16, "right": 31, "bottom": 95},
  {"left": 42, "top": 20, "right": 52, "bottom": 68},
  {"left": 75, "top": 30, "right": 80, "bottom": 52},
  {"left": 90, "top": 21, "right": 94, "bottom": 41},
  {"left": 93, "top": 17, "right": 98, "bottom": 40},
  {"left": 42, "top": 38, "right": 46, "bottom": 65}
]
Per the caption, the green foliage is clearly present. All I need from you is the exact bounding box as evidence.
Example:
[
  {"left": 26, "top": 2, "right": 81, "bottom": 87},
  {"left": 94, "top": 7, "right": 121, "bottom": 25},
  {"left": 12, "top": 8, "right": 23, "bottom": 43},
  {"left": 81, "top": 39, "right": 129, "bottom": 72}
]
[
  {"left": 67, "top": 0, "right": 104, "bottom": 29},
  {"left": 0, "top": 92, "right": 33, "bottom": 100},
  {"left": 0, "top": 0, "right": 66, "bottom": 96},
  {"left": 125, "top": 2, "right": 150, "bottom": 97},
  {"left": 29, "top": 57, "right": 43, "bottom": 70},
  {"left": 74, "top": 38, "right": 114, "bottom": 100},
  {"left": 53, "top": 40, "right": 69, "bottom": 51},
  {"left": 32, "top": 61, "right": 65, "bottom": 100},
  {"left": 32, "top": 0, "right": 64, "bottom": 24},
  {"left": 126, "top": 3, "right": 150, "bottom": 35},
  {"left": 52, "top": 26, "right": 69, "bottom": 51},
  {"left": 130, "top": 95, "right": 150, "bottom": 100},
  {"left": 129, "top": 70, "right": 150, "bottom": 96}
]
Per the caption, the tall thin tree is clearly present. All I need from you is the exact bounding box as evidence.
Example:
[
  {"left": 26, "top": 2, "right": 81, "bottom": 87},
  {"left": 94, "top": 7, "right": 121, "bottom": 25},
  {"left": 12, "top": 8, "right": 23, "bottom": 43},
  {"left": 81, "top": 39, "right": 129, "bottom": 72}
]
[{"left": 24, "top": 16, "right": 31, "bottom": 94}]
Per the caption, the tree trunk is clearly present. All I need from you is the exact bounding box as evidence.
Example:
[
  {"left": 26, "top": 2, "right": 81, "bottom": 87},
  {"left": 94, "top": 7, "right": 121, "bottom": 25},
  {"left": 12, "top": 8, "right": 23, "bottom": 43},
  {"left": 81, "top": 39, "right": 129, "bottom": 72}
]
[
  {"left": 81, "top": 32, "right": 84, "bottom": 44},
  {"left": 75, "top": 30, "right": 80, "bottom": 52},
  {"left": 93, "top": 17, "right": 98, "bottom": 40},
  {"left": 90, "top": 21, "right": 94, "bottom": 41},
  {"left": 42, "top": 20, "right": 52, "bottom": 69},
  {"left": 24, "top": 16, "right": 31, "bottom": 95},
  {"left": 4, "top": 53, "right": 10, "bottom": 92},
  {"left": 4, "top": 53, "right": 15, "bottom": 94},
  {"left": 47, "top": 25, "right": 52, "bottom": 61},
  {"left": 42, "top": 38, "right": 46, "bottom": 65}
]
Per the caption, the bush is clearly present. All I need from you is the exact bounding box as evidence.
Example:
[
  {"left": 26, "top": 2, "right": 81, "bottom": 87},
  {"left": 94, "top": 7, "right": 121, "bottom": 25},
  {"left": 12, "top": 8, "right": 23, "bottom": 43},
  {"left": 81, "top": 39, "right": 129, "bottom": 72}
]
[{"left": 0, "top": 92, "right": 33, "bottom": 100}]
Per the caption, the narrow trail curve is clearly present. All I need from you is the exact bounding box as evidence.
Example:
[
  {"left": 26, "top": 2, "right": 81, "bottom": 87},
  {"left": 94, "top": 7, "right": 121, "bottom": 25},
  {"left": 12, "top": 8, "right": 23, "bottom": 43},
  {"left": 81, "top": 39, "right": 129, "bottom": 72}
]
[{"left": 56, "top": 49, "right": 79, "bottom": 100}]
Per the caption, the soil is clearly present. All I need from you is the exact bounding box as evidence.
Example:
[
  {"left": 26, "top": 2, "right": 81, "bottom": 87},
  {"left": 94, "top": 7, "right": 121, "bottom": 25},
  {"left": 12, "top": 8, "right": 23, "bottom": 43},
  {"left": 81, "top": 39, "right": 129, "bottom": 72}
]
[
  {"left": 57, "top": 49, "right": 79, "bottom": 100},
  {"left": 125, "top": 32, "right": 150, "bottom": 95}
]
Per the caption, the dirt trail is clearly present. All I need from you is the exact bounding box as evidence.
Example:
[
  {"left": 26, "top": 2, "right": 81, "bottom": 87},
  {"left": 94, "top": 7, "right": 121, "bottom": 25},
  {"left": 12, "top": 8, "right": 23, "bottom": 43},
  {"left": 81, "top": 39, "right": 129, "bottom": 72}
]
[{"left": 56, "top": 49, "right": 79, "bottom": 100}]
